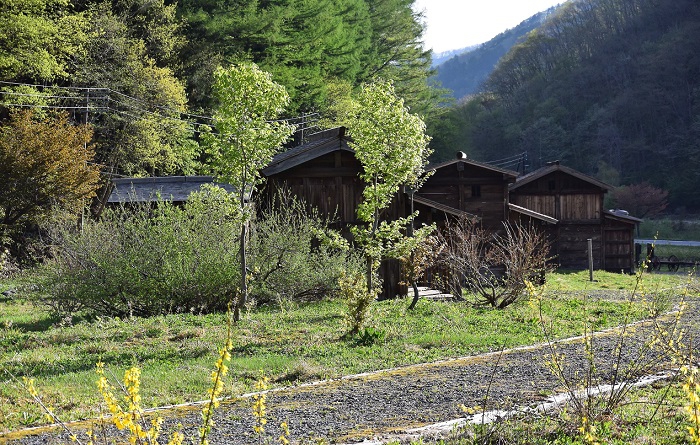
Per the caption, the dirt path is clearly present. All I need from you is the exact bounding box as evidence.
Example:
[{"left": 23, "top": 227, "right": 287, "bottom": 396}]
[{"left": 5, "top": 299, "right": 699, "bottom": 445}]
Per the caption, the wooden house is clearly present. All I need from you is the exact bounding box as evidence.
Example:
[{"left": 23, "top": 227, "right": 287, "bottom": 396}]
[
  {"left": 509, "top": 162, "right": 641, "bottom": 271},
  {"left": 261, "top": 127, "right": 407, "bottom": 298},
  {"left": 412, "top": 152, "right": 519, "bottom": 229},
  {"left": 260, "top": 127, "right": 372, "bottom": 228}
]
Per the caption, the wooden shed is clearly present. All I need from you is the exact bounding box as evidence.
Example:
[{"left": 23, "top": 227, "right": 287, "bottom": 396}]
[
  {"left": 261, "top": 127, "right": 407, "bottom": 298},
  {"left": 413, "top": 152, "right": 518, "bottom": 230},
  {"left": 509, "top": 162, "right": 640, "bottom": 271},
  {"left": 261, "top": 127, "right": 368, "bottom": 228}
]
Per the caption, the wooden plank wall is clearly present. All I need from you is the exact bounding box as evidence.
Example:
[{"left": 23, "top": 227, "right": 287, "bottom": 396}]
[
  {"left": 560, "top": 194, "right": 601, "bottom": 220},
  {"left": 512, "top": 195, "right": 556, "bottom": 218},
  {"left": 555, "top": 223, "right": 603, "bottom": 269},
  {"left": 262, "top": 150, "right": 409, "bottom": 299},
  {"left": 512, "top": 194, "right": 600, "bottom": 221},
  {"left": 603, "top": 218, "right": 635, "bottom": 272}
]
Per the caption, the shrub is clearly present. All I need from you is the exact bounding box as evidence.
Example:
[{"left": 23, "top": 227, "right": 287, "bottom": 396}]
[
  {"left": 38, "top": 185, "right": 242, "bottom": 316},
  {"left": 339, "top": 271, "right": 378, "bottom": 337},
  {"left": 438, "top": 217, "right": 552, "bottom": 308},
  {"left": 37, "top": 187, "right": 361, "bottom": 317},
  {"left": 249, "top": 194, "right": 363, "bottom": 304}
]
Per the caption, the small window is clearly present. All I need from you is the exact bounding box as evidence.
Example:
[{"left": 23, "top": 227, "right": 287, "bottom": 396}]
[
  {"left": 471, "top": 185, "right": 481, "bottom": 198},
  {"left": 548, "top": 180, "right": 556, "bottom": 191}
]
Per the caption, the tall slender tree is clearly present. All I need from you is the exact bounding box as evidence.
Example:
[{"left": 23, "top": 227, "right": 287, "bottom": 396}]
[
  {"left": 347, "top": 79, "right": 432, "bottom": 296},
  {"left": 203, "top": 63, "right": 295, "bottom": 321}
]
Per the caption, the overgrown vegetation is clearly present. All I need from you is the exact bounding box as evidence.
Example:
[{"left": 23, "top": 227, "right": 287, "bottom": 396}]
[
  {"left": 38, "top": 185, "right": 242, "bottom": 317},
  {"left": 36, "top": 187, "right": 358, "bottom": 317},
  {"left": 437, "top": 217, "right": 551, "bottom": 308},
  {"left": 0, "top": 110, "right": 100, "bottom": 264}
]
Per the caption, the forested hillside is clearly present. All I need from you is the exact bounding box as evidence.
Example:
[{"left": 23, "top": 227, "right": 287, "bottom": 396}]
[
  {"left": 434, "top": 9, "right": 554, "bottom": 101},
  {"left": 430, "top": 0, "right": 700, "bottom": 210},
  {"left": 0, "top": 0, "right": 444, "bottom": 179}
]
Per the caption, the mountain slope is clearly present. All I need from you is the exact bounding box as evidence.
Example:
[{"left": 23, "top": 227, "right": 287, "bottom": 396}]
[
  {"left": 432, "top": 0, "right": 700, "bottom": 209},
  {"left": 433, "top": 8, "right": 556, "bottom": 100}
]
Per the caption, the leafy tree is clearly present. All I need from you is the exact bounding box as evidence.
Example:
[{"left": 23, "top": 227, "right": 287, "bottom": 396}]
[
  {"left": 177, "top": 0, "right": 373, "bottom": 113},
  {"left": 0, "top": 110, "right": 100, "bottom": 236},
  {"left": 203, "top": 63, "right": 295, "bottom": 321},
  {"left": 610, "top": 182, "right": 669, "bottom": 219},
  {"left": 71, "top": 2, "right": 197, "bottom": 178},
  {"left": 347, "top": 79, "right": 432, "bottom": 296},
  {"left": 0, "top": 0, "right": 87, "bottom": 82}
]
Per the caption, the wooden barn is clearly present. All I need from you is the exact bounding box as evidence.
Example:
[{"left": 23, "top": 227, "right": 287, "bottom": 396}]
[
  {"left": 260, "top": 126, "right": 408, "bottom": 298},
  {"left": 261, "top": 127, "right": 374, "bottom": 228},
  {"left": 509, "top": 162, "right": 641, "bottom": 272},
  {"left": 412, "top": 152, "right": 518, "bottom": 229}
]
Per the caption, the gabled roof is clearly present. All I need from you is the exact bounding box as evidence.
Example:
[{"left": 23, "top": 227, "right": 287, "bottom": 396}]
[
  {"left": 412, "top": 195, "right": 480, "bottom": 220},
  {"left": 108, "top": 176, "right": 237, "bottom": 203},
  {"left": 510, "top": 162, "right": 611, "bottom": 191},
  {"left": 427, "top": 152, "right": 519, "bottom": 180},
  {"left": 262, "top": 127, "right": 352, "bottom": 176},
  {"left": 508, "top": 203, "right": 558, "bottom": 224}
]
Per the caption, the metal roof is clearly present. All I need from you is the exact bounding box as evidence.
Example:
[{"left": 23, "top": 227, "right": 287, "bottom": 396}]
[
  {"left": 262, "top": 127, "right": 353, "bottom": 176},
  {"left": 426, "top": 152, "right": 519, "bottom": 179},
  {"left": 508, "top": 203, "right": 559, "bottom": 224},
  {"left": 412, "top": 195, "right": 480, "bottom": 220},
  {"left": 108, "top": 176, "right": 238, "bottom": 203}
]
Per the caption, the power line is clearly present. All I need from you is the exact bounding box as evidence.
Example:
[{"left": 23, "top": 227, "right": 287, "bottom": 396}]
[
  {"left": 0, "top": 80, "right": 321, "bottom": 127},
  {"left": 0, "top": 103, "right": 107, "bottom": 111},
  {"left": 0, "top": 80, "right": 104, "bottom": 91}
]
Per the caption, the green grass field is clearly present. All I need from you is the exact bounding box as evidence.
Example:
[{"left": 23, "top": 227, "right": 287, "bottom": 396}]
[{"left": 0, "top": 269, "right": 696, "bottom": 435}]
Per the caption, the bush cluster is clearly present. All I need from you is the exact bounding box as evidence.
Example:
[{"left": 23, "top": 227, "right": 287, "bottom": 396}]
[
  {"left": 250, "top": 196, "right": 363, "bottom": 304},
  {"left": 37, "top": 186, "right": 362, "bottom": 317},
  {"left": 39, "top": 186, "right": 242, "bottom": 316}
]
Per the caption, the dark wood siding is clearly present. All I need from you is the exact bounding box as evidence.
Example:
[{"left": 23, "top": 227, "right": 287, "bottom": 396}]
[
  {"left": 554, "top": 223, "right": 603, "bottom": 269},
  {"left": 603, "top": 217, "right": 636, "bottom": 272},
  {"left": 416, "top": 161, "right": 514, "bottom": 230},
  {"left": 263, "top": 151, "right": 364, "bottom": 226},
  {"left": 511, "top": 166, "right": 636, "bottom": 272},
  {"left": 262, "top": 149, "right": 408, "bottom": 299}
]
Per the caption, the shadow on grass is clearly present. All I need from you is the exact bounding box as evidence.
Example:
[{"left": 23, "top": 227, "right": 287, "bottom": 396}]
[
  {"left": 3, "top": 343, "right": 212, "bottom": 379},
  {"left": 11, "top": 312, "right": 96, "bottom": 333}
]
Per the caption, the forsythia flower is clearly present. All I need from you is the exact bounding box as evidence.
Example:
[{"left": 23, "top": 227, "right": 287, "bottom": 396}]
[
  {"left": 96, "top": 362, "right": 165, "bottom": 445},
  {"left": 200, "top": 325, "right": 234, "bottom": 445},
  {"left": 682, "top": 366, "right": 700, "bottom": 445},
  {"left": 279, "top": 421, "right": 290, "bottom": 445},
  {"left": 578, "top": 415, "right": 599, "bottom": 445},
  {"left": 252, "top": 372, "right": 270, "bottom": 438}
]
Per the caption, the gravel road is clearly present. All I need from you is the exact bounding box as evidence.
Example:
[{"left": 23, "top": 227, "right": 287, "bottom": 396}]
[{"left": 4, "top": 296, "right": 699, "bottom": 445}]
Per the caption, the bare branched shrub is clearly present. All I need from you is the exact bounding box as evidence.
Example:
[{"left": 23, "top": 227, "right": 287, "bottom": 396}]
[{"left": 438, "top": 216, "right": 552, "bottom": 308}]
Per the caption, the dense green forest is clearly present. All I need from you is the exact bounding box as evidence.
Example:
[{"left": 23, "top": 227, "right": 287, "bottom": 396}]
[
  {"left": 0, "top": 0, "right": 445, "bottom": 179},
  {"left": 430, "top": 0, "right": 700, "bottom": 211},
  {"left": 2, "top": 0, "right": 700, "bottom": 215}
]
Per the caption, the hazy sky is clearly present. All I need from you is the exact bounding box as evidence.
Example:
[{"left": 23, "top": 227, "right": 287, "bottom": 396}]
[{"left": 413, "top": 0, "right": 564, "bottom": 53}]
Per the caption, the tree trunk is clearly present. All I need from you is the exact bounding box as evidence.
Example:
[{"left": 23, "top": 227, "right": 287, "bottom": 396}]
[
  {"left": 408, "top": 278, "right": 420, "bottom": 310},
  {"left": 365, "top": 256, "right": 373, "bottom": 297},
  {"left": 235, "top": 220, "right": 248, "bottom": 322}
]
